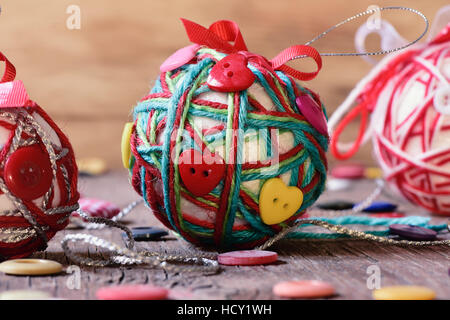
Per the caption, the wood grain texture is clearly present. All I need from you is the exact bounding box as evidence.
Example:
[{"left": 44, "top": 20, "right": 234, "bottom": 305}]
[
  {"left": 0, "top": 0, "right": 447, "bottom": 168},
  {"left": 0, "top": 171, "right": 448, "bottom": 300}
]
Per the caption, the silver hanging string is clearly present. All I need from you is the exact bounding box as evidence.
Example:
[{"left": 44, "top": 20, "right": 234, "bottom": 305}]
[{"left": 300, "top": 6, "right": 429, "bottom": 58}]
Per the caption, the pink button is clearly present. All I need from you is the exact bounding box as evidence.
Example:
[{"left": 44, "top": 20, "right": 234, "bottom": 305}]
[
  {"left": 217, "top": 250, "right": 278, "bottom": 266},
  {"left": 96, "top": 285, "right": 169, "bottom": 300},
  {"left": 273, "top": 280, "right": 335, "bottom": 299},
  {"left": 160, "top": 44, "right": 200, "bottom": 73},
  {"left": 78, "top": 198, "right": 120, "bottom": 219},
  {"left": 330, "top": 164, "right": 365, "bottom": 179},
  {"left": 296, "top": 94, "right": 328, "bottom": 135}
]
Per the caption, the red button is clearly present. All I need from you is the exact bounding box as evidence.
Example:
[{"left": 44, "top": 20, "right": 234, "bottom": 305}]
[
  {"left": 273, "top": 280, "right": 335, "bottom": 299},
  {"left": 178, "top": 149, "right": 225, "bottom": 197},
  {"left": 96, "top": 285, "right": 169, "bottom": 300},
  {"left": 218, "top": 250, "right": 278, "bottom": 266},
  {"left": 4, "top": 145, "right": 53, "bottom": 201},
  {"left": 207, "top": 53, "right": 256, "bottom": 92},
  {"left": 370, "top": 212, "right": 405, "bottom": 218}
]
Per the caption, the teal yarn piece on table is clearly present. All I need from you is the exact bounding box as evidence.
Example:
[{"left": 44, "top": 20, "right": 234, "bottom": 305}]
[
  {"left": 286, "top": 215, "right": 448, "bottom": 240},
  {"left": 128, "top": 47, "right": 329, "bottom": 249}
]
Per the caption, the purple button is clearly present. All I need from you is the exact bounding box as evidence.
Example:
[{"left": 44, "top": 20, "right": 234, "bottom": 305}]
[
  {"left": 296, "top": 94, "right": 328, "bottom": 135},
  {"left": 389, "top": 224, "right": 437, "bottom": 241}
]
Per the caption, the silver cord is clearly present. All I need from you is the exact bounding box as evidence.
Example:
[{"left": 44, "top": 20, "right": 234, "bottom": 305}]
[{"left": 299, "top": 6, "right": 429, "bottom": 58}]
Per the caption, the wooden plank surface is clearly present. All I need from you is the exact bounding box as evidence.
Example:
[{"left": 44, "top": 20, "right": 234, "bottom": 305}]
[
  {"left": 0, "top": 0, "right": 448, "bottom": 168},
  {"left": 0, "top": 171, "right": 448, "bottom": 300}
]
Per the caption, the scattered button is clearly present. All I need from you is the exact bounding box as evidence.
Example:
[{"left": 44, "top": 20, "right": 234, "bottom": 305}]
[
  {"left": 259, "top": 178, "right": 303, "bottom": 225},
  {"left": 4, "top": 145, "right": 53, "bottom": 201},
  {"left": 364, "top": 167, "right": 383, "bottom": 179},
  {"left": 370, "top": 212, "right": 405, "bottom": 218},
  {"left": 0, "top": 259, "right": 63, "bottom": 276},
  {"left": 361, "top": 201, "right": 397, "bottom": 213},
  {"left": 0, "top": 290, "right": 51, "bottom": 300},
  {"left": 178, "top": 149, "right": 225, "bottom": 196},
  {"left": 160, "top": 44, "right": 200, "bottom": 72},
  {"left": 78, "top": 198, "right": 120, "bottom": 219},
  {"left": 389, "top": 224, "right": 437, "bottom": 241},
  {"left": 218, "top": 250, "right": 278, "bottom": 266},
  {"left": 373, "top": 285, "right": 436, "bottom": 300},
  {"left": 296, "top": 94, "right": 328, "bottom": 135},
  {"left": 330, "top": 164, "right": 365, "bottom": 179},
  {"left": 326, "top": 178, "right": 351, "bottom": 191},
  {"left": 273, "top": 280, "right": 335, "bottom": 299},
  {"left": 123, "top": 227, "right": 169, "bottom": 241},
  {"left": 121, "top": 122, "right": 134, "bottom": 169},
  {"left": 207, "top": 53, "right": 256, "bottom": 92},
  {"left": 317, "top": 200, "right": 355, "bottom": 210},
  {"left": 77, "top": 157, "right": 108, "bottom": 176},
  {"left": 96, "top": 284, "right": 169, "bottom": 300}
]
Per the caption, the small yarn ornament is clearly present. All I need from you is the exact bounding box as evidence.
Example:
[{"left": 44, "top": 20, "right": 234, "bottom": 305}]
[
  {"left": 330, "top": 22, "right": 450, "bottom": 216},
  {"left": 0, "top": 53, "right": 79, "bottom": 259},
  {"left": 126, "top": 20, "right": 328, "bottom": 249}
]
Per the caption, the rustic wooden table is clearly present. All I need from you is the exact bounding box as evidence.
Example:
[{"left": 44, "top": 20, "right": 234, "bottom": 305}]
[{"left": 1, "top": 171, "right": 449, "bottom": 300}]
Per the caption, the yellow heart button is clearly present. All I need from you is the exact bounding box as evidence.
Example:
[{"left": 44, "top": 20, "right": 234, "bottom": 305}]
[
  {"left": 121, "top": 122, "right": 134, "bottom": 169},
  {"left": 259, "top": 178, "right": 303, "bottom": 225}
]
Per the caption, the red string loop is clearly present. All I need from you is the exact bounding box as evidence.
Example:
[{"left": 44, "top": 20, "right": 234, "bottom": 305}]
[
  {"left": 330, "top": 103, "right": 369, "bottom": 160},
  {"left": 0, "top": 53, "right": 16, "bottom": 83}
]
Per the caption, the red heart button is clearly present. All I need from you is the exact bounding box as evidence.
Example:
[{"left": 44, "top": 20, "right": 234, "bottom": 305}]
[
  {"left": 178, "top": 149, "right": 225, "bottom": 196},
  {"left": 207, "top": 53, "right": 256, "bottom": 92}
]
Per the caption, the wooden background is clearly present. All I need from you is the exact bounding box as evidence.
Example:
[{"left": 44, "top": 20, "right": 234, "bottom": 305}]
[{"left": 0, "top": 0, "right": 448, "bottom": 168}]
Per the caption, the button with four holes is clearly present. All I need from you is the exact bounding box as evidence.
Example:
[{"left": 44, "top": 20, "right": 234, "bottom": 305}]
[{"left": 4, "top": 145, "right": 53, "bottom": 201}]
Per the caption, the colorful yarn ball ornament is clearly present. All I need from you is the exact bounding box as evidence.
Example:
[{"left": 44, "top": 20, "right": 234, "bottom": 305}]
[
  {"left": 0, "top": 53, "right": 79, "bottom": 259},
  {"left": 330, "top": 18, "right": 450, "bottom": 216},
  {"left": 124, "top": 19, "right": 328, "bottom": 249}
]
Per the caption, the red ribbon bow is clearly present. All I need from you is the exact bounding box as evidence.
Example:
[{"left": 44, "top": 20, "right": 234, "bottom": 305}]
[
  {"left": 181, "top": 19, "right": 322, "bottom": 81},
  {"left": 0, "top": 52, "right": 16, "bottom": 83}
]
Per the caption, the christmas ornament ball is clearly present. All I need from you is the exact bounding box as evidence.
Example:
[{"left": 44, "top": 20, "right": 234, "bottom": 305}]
[
  {"left": 125, "top": 30, "right": 329, "bottom": 249},
  {"left": 0, "top": 80, "right": 79, "bottom": 259}
]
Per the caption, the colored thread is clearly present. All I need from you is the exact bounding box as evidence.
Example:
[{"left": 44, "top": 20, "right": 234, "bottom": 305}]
[
  {"left": 129, "top": 47, "right": 328, "bottom": 248},
  {"left": 330, "top": 24, "right": 450, "bottom": 215}
]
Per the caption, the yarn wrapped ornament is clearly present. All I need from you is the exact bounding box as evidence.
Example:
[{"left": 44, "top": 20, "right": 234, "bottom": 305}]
[
  {"left": 0, "top": 53, "right": 79, "bottom": 259},
  {"left": 330, "top": 20, "right": 450, "bottom": 216},
  {"left": 123, "top": 19, "right": 329, "bottom": 249}
]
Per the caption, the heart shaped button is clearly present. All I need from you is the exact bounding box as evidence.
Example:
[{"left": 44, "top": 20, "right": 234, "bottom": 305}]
[
  {"left": 121, "top": 122, "right": 133, "bottom": 169},
  {"left": 296, "top": 94, "right": 328, "bottom": 135},
  {"left": 178, "top": 149, "right": 225, "bottom": 197},
  {"left": 207, "top": 53, "right": 256, "bottom": 92},
  {"left": 259, "top": 178, "right": 303, "bottom": 225},
  {"left": 160, "top": 44, "right": 200, "bottom": 73}
]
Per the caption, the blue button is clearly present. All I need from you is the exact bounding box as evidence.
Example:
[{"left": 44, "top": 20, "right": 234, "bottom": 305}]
[
  {"left": 360, "top": 201, "right": 397, "bottom": 213},
  {"left": 122, "top": 227, "right": 169, "bottom": 242}
]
